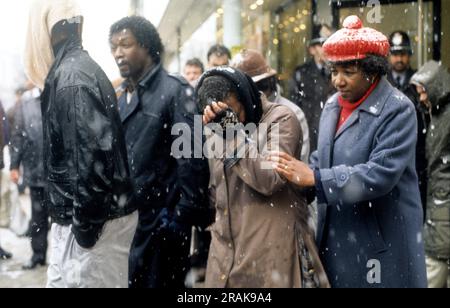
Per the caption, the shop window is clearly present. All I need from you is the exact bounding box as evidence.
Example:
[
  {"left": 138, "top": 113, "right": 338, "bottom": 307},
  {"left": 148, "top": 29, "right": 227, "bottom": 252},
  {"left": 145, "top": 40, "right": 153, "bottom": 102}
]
[
  {"left": 273, "top": 0, "right": 313, "bottom": 92},
  {"left": 335, "top": 0, "right": 435, "bottom": 70}
]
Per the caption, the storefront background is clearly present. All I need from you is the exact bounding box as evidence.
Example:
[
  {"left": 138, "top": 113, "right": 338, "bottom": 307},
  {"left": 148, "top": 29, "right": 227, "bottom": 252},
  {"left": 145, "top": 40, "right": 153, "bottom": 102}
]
[{"left": 167, "top": 0, "right": 449, "bottom": 85}]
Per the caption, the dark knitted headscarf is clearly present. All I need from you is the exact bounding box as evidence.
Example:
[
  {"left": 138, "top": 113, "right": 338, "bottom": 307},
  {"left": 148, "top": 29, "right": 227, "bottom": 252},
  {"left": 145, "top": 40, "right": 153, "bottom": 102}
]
[{"left": 195, "top": 66, "right": 263, "bottom": 125}]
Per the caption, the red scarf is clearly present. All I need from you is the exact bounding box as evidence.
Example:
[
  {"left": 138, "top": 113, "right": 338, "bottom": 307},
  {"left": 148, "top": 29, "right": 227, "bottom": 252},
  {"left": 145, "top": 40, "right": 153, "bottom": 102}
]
[{"left": 336, "top": 80, "right": 379, "bottom": 132}]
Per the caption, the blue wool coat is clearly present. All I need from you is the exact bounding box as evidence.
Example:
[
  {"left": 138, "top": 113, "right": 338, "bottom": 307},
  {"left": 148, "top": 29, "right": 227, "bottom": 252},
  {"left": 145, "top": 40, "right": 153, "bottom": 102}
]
[{"left": 311, "top": 78, "right": 427, "bottom": 288}]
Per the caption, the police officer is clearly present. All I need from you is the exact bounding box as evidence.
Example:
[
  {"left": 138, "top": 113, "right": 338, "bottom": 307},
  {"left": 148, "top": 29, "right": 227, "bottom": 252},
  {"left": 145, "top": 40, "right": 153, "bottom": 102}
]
[
  {"left": 388, "top": 31, "right": 416, "bottom": 92},
  {"left": 289, "top": 37, "right": 335, "bottom": 153}
]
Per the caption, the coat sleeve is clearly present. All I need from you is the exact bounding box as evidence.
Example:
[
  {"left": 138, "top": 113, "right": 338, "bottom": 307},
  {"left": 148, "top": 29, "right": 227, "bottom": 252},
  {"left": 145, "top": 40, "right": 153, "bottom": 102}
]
[
  {"left": 171, "top": 83, "right": 211, "bottom": 227},
  {"left": 56, "top": 85, "right": 114, "bottom": 248},
  {"left": 10, "top": 104, "right": 25, "bottom": 170},
  {"left": 319, "top": 102, "right": 418, "bottom": 206},
  {"left": 310, "top": 150, "right": 319, "bottom": 169},
  {"left": 227, "top": 107, "right": 302, "bottom": 197},
  {"left": 430, "top": 108, "right": 450, "bottom": 196}
]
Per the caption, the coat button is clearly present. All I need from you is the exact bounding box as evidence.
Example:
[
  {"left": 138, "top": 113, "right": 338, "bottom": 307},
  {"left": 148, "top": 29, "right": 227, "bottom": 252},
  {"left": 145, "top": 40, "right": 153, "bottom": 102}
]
[
  {"left": 221, "top": 274, "right": 227, "bottom": 281},
  {"left": 308, "top": 269, "right": 315, "bottom": 276}
]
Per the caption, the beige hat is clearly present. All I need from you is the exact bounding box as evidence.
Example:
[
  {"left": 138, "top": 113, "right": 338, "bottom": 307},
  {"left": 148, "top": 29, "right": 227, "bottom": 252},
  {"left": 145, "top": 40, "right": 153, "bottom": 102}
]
[
  {"left": 231, "top": 49, "right": 277, "bottom": 83},
  {"left": 24, "top": 0, "right": 82, "bottom": 89}
]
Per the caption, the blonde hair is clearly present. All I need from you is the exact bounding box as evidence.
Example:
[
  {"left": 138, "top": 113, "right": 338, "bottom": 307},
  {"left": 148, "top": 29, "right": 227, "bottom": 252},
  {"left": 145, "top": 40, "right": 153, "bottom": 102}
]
[{"left": 24, "top": 0, "right": 82, "bottom": 89}]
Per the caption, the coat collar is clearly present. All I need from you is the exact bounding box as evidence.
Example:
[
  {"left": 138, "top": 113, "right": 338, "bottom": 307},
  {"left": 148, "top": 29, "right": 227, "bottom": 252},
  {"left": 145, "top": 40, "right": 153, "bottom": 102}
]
[
  {"left": 259, "top": 93, "right": 281, "bottom": 123},
  {"left": 118, "top": 91, "right": 139, "bottom": 123},
  {"left": 41, "top": 38, "right": 83, "bottom": 109},
  {"left": 138, "top": 63, "right": 163, "bottom": 89},
  {"left": 121, "top": 63, "right": 162, "bottom": 93},
  {"left": 118, "top": 63, "right": 163, "bottom": 123},
  {"left": 358, "top": 77, "right": 394, "bottom": 116},
  {"left": 332, "top": 77, "right": 394, "bottom": 140},
  {"left": 317, "top": 78, "right": 394, "bottom": 168}
]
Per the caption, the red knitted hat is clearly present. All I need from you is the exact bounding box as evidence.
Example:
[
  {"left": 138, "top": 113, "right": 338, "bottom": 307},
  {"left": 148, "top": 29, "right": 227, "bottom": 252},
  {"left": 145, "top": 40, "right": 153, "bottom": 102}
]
[{"left": 323, "top": 16, "right": 390, "bottom": 62}]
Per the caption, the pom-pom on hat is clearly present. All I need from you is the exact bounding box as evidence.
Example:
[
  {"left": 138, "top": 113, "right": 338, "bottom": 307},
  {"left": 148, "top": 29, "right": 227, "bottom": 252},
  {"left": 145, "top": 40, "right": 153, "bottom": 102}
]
[{"left": 323, "top": 16, "right": 390, "bottom": 62}]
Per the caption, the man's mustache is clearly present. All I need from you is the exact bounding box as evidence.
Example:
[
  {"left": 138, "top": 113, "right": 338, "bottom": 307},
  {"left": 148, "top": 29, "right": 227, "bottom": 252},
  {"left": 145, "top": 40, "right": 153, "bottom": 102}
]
[{"left": 117, "top": 59, "right": 128, "bottom": 66}]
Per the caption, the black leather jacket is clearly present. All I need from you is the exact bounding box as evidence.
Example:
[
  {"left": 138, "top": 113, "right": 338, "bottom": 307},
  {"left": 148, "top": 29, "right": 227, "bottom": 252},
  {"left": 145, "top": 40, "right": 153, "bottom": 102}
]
[{"left": 41, "top": 38, "right": 136, "bottom": 248}]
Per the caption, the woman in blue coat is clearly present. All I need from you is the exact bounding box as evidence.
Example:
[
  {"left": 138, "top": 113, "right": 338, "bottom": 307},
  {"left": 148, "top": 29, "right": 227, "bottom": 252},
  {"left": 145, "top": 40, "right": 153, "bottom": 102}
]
[{"left": 269, "top": 16, "right": 427, "bottom": 288}]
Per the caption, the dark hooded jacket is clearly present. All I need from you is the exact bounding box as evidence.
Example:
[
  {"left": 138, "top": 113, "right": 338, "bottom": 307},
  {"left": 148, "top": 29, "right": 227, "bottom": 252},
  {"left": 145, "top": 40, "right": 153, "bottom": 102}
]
[
  {"left": 41, "top": 37, "right": 136, "bottom": 249},
  {"left": 411, "top": 61, "right": 450, "bottom": 260}
]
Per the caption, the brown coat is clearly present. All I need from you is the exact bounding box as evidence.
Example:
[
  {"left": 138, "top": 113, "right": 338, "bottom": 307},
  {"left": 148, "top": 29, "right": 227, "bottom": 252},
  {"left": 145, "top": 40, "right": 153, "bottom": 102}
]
[{"left": 205, "top": 98, "right": 329, "bottom": 288}]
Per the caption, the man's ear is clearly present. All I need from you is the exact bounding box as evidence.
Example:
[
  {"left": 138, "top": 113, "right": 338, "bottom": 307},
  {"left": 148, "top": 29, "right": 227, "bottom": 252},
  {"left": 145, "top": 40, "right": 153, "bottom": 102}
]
[{"left": 141, "top": 45, "right": 150, "bottom": 54}]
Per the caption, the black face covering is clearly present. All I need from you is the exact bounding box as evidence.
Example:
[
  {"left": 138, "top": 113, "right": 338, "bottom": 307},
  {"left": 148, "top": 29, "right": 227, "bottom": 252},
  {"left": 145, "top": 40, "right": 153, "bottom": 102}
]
[
  {"left": 196, "top": 66, "right": 264, "bottom": 125},
  {"left": 45, "top": 18, "right": 84, "bottom": 93},
  {"left": 51, "top": 17, "right": 83, "bottom": 56}
]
